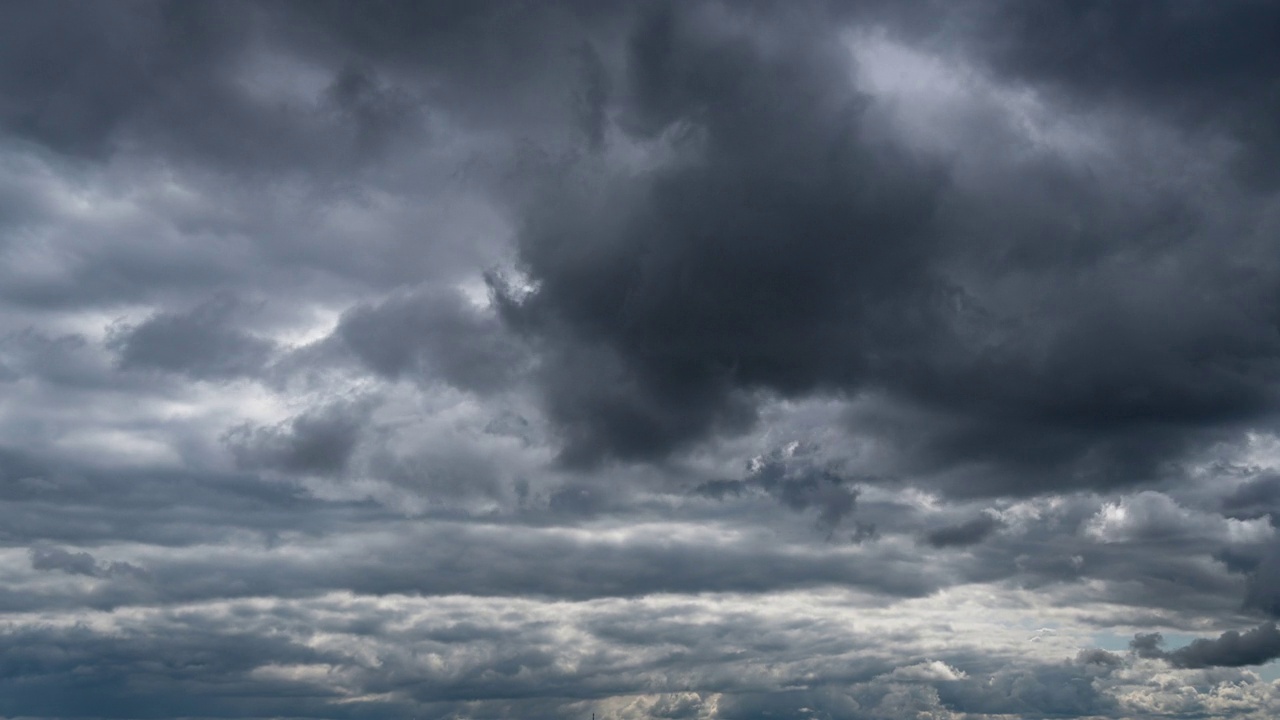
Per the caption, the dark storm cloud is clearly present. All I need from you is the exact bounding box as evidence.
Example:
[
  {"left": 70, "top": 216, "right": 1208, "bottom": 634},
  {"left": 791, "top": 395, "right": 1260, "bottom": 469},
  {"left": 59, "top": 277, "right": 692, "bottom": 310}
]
[
  {"left": 0, "top": 0, "right": 429, "bottom": 172},
  {"left": 501, "top": 1, "right": 947, "bottom": 467},
  {"left": 1244, "top": 543, "right": 1280, "bottom": 617},
  {"left": 492, "top": 0, "right": 1280, "bottom": 500},
  {"left": 1131, "top": 623, "right": 1280, "bottom": 669},
  {"left": 0, "top": 0, "right": 228, "bottom": 158},
  {"left": 0, "top": 0, "right": 619, "bottom": 182},
  {"left": 574, "top": 40, "right": 613, "bottom": 152},
  {"left": 275, "top": 0, "right": 629, "bottom": 132},
  {"left": 911, "top": 0, "right": 1280, "bottom": 187},
  {"left": 1223, "top": 474, "right": 1280, "bottom": 522},
  {"left": 0, "top": 1, "right": 253, "bottom": 161}
]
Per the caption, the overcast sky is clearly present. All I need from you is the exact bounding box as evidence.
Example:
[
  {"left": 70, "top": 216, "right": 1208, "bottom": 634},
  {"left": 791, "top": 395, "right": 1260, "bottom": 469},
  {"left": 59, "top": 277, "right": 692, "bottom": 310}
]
[{"left": 5, "top": 1, "right": 1280, "bottom": 719}]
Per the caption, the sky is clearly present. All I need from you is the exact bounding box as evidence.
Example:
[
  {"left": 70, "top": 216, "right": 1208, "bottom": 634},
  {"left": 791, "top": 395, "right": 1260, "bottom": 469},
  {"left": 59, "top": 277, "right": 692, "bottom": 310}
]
[{"left": 3, "top": 1, "right": 1280, "bottom": 718}]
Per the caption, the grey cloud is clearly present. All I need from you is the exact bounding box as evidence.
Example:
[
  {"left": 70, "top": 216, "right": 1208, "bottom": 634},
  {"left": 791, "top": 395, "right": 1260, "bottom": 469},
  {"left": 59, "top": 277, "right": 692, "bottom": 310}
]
[
  {"left": 0, "top": 593, "right": 880, "bottom": 718},
  {"left": 754, "top": 460, "right": 858, "bottom": 531},
  {"left": 573, "top": 41, "right": 612, "bottom": 152},
  {"left": 1216, "top": 546, "right": 1264, "bottom": 575},
  {"left": 0, "top": 329, "right": 105, "bottom": 387},
  {"left": 1131, "top": 623, "right": 1280, "bottom": 669},
  {"left": 224, "top": 399, "right": 372, "bottom": 476},
  {"left": 109, "top": 296, "right": 276, "bottom": 379},
  {"left": 1130, "top": 631, "right": 1166, "bottom": 659},
  {"left": 29, "top": 545, "right": 98, "bottom": 576},
  {"left": 0, "top": 445, "right": 391, "bottom": 547},
  {"left": 0, "top": 622, "right": 349, "bottom": 720},
  {"left": 3, "top": 520, "right": 943, "bottom": 613},
  {"left": 0, "top": 592, "right": 1137, "bottom": 720},
  {"left": 838, "top": 490, "right": 1259, "bottom": 620},
  {"left": 321, "top": 62, "right": 421, "bottom": 158},
  {"left": 0, "top": 0, "right": 430, "bottom": 174},
  {"left": 923, "top": 512, "right": 1003, "bottom": 548},
  {"left": 912, "top": 0, "right": 1280, "bottom": 188},
  {"left": 0, "top": 437, "right": 1255, "bottom": 624},
  {"left": 712, "top": 689, "right": 864, "bottom": 720},
  {"left": 932, "top": 659, "right": 1119, "bottom": 719},
  {"left": 709, "top": 656, "right": 1120, "bottom": 720},
  {"left": 1224, "top": 474, "right": 1280, "bottom": 522},
  {"left": 361, "top": 435, "right": 514, "bottom": 506},
  {"left": 483, "top": 411, "right": 537, "bottom": 446},
  {"left": 335, "top": 285, "right": 526, "bottom": 393},
  {"left": 548, "top": 483, "right": 613, "bottom": 516},
  {"left": 851, "top": 521, "right": 879, "bottom": 544},
  {"left": 0, "top": 0, "right": 217, "bottom": 158},
  {"left": 1245, "top": 546, "right": 1280, "bottom": 617},
  {"left": 28, "top": 545, "right": 147, "bottom": 579},
  {"left": 1076, "top": 648, "right": 1123, "bottom": 666},
  {"left": 277, "top": 0, "right": 627, "bottom": 135},
  {"left": 694, "top": 442, "right": 860, "bottom": 530}
]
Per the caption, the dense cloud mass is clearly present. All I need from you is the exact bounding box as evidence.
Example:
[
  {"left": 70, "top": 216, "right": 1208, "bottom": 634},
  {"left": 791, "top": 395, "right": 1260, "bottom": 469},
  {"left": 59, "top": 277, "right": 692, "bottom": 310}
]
[
  {"left": 1132, "top": 623, "right": 1280, "bottom": 670},
  {"left": 4, "top": 1, "right": 1280, "bottom": 718}
]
